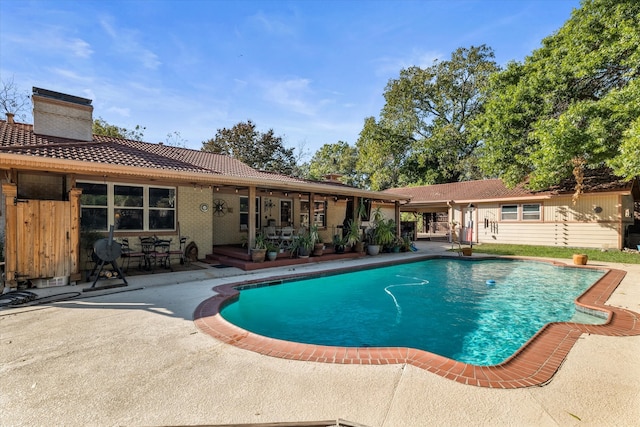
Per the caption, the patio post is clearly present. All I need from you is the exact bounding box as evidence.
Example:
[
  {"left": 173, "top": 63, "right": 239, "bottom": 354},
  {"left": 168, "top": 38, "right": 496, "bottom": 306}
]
[{"left": 248, "top": 186, "right": 256, "bottom": 254}]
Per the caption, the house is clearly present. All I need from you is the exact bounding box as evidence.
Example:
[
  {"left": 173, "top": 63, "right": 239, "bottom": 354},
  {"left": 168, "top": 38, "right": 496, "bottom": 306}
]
[
  {"left": 0, "top": 87, "right": 409, "bottom": 289},
  {"left": 385, "top": 173, "right": 640, "bottom": 250}
]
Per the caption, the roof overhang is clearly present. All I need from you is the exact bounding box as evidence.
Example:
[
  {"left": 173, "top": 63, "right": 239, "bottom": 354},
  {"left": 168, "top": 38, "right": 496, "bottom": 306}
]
[{"left": 0, "top": 153, "right": 411, "bottom": 203}]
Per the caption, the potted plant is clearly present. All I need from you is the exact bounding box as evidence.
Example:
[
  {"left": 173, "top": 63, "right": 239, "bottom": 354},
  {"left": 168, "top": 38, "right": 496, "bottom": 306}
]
[
  {"left": 290, "top": 231, "right": 314, "bottom": 258},
  {"left": 376, "top": 219, "right": 397, "bottom": 253},
  {"left": 332, "top": 234, "right": 346, "bottom": 254},
  {"left": 251, "top": 232, "right": 268, "bottom": 262},
  {"left": 345, "top": 219, "right": 363, "bottom": 252},
  {"left": 366, "top": 208, "right": 396, "bottom": 255},
  {"left": 391, "top": 235, "right": 403, "bottom": 253},
  {"left": 401, "top": 235, "right": 412, "bottom": 252},
  {"left": 309, "top": 224, "right": 324, "bottom": 256},
  {"left": 266, "top": 241, "right": 279, "bottom": 261}
]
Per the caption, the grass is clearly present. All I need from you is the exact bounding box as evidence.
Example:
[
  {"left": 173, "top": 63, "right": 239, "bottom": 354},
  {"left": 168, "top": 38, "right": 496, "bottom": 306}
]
[{"left": 469, "top": 243, "right": 640, "bottom": 264}]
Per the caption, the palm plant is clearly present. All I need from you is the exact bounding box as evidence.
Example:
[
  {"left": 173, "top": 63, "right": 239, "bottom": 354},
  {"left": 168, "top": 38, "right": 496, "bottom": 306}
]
[
  {"left": 345, "top": 219, "right": 361, "bottom": 247},
  {"left": 289, "top": 231, "right": 314, "bottom": 257}
]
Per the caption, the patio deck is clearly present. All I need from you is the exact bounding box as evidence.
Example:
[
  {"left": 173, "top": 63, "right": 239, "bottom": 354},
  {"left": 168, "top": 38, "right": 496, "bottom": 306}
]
[{"left": 206, "top": 245, "right": 367, "bottom": 271}]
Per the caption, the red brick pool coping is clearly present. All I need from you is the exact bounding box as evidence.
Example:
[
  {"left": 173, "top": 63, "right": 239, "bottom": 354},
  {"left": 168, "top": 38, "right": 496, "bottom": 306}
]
[{"left": 194, "top": 259, "right": 640, "bottom": 388}]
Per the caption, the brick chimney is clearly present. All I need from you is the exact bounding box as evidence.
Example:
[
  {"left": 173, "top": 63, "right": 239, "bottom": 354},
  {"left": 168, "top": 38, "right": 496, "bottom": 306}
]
[
  {"left": 32, "top": 87, "right": 93, "bottom": 141},
  {"left": 5, "top": 112, "right": 15, "bottom": 124},
  {"left": 323, "top": 173, "right": 343, "bottom": 183}
]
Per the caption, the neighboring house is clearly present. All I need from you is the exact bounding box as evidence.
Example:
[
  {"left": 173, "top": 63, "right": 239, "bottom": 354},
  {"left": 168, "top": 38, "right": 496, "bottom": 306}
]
[
  {"left": 385, "top": 173, "right": 640, "bottom": 250},
  {"left": 0, "top": 87, "right": 408, "bottom": 288}
]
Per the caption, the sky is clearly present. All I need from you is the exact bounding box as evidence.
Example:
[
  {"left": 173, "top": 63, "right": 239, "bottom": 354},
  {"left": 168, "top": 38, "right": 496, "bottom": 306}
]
[{"left": 0, "top": 0, "right": 582, "bottom": 157}]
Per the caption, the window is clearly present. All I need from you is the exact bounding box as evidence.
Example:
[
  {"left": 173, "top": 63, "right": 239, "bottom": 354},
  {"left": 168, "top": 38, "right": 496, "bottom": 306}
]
[
  {"left": 500, "top": 205, "right": 518, "bottom": 221},
  {"left": 79, "top": 183, "right": 108, "bottom": 230},
  {"left": 114, "top": 185, "right": 143, "bottom": 230},
  {"left": 149, "top": 187, "right": 176, "bottom": 230},
  {"left": 239, "top": 196, "right": 261, "bottom": 230},
  {"left": 78, "top": 181, "right": 175, "bottom": 231},
  {"left": 522, "top": 204, "right": 541, "bottom": 221},
  {"left": 300, "top": 200, "right": 326, "bottom": 228},
  {"left": 499, "top": 203, "right": 542, "bottom": 221},
  {"left": 313, "top": 201, "right": 327, "bottom": 227}
]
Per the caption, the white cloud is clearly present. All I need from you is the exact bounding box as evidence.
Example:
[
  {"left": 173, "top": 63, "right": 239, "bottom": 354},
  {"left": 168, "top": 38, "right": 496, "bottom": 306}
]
[
  {"left": 248, "top": 11, "right": 296, "bottom": 36},
  {"left": 374, "top": 49, "right": 443, "bottom": 77},
  {"left": 98, "top": 16, "right": 161, "bottom": 70},
  {"left": 262, "top": 77, "right": 317, "bottom": 116},
  {"left": 70, "top": 38, "right": 93, "bottom": 58},
  {"left": 107, "top": 106, "right": 131, "bottom": 117},
  {"left": 48, "top": 67, "right": 92, "bottom": 83}
]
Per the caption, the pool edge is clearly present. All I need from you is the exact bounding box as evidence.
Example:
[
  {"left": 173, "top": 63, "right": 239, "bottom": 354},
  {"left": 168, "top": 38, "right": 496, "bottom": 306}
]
[{"left": 193, "top": 257, "right": 640, "bottom": 389}]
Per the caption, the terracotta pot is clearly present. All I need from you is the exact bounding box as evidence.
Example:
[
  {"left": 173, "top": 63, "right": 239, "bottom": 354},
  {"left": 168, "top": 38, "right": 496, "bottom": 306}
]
[
  {"left": 313, "top": 243, "right": 324, "bottom": 257},
  {"left": 461, "top": 247, "right": 473, "bottom": 256},
  {"left": 573, "top": 254, "right": 588, "bottom": 265},
  {"left": 251, "top": 248, "right": 266, "bottom": 263}
]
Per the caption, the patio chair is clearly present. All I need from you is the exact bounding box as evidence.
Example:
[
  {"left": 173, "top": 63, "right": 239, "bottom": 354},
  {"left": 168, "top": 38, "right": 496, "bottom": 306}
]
[
  {"left": 169, "top": 236, "right": 187, "bottom": 265},
  {"left": 139, "top": 236, "right": 157, "bottom": 271},
  {"left": 120, "top": 238, "right": 144, "bottom": 272},
  {"left": 265, "top": 226, "right": 279, "bottom": 243},
  {"left": 279, "top": 226, "right": 294, "bottom": 249},
  {"left": 154, "top": 239, "right": 172, "bottom": 271}
]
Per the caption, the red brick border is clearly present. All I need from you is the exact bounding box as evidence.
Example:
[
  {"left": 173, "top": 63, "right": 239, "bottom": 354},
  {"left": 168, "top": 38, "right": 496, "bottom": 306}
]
[{"left": 194, "top": 261, "right": 639, "bottom": 388}]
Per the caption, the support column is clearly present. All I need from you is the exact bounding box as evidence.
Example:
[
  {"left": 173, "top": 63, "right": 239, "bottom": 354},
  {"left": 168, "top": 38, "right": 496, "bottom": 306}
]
[
  {"left": 395, "top": 201, "right": 401, "bottom": 236},
  {"left": 248, "top": 186, "right": 256, "bottom": 254},
  {"left": 2, "top": 184, "right": 17, "bottom": 285},
  {"left": 69, "top": 187, "right": 82, "bottom": 278}
]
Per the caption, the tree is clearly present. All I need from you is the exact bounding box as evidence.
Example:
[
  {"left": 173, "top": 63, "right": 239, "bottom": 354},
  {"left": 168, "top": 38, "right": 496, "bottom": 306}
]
[
  {"left": 476, "top": 0, "right": 640, "bottom": 191},
  {"left": 201, "top": 120, "right": 297, "bottom": 175},
  {"left": 369, "top": 45, "right": 500, "bottom": 186},
  {"left": 164, "top": 131, "right": 188, "bottom": 148},
  {"left": 0, "top": 77, "right": 30, "bottom": 121},
  {"left": 93, "top": 117, "right": 146, "bottom": 141},
  {"left": 307, "top": 141, "right": 363, "bottom": 187},
  {"left": 355, "top": 116, "right": 414, "bottom": 190}
]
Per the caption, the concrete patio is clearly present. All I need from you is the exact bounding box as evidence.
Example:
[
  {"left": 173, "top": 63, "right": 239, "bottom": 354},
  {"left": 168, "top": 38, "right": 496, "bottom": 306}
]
[{"left": 1, "top": 241, "right": 638, "bottom": 426}]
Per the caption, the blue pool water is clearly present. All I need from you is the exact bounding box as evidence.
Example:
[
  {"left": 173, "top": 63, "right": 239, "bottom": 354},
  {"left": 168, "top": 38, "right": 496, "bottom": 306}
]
[{"left": 220, "top": 258, "right": 606, "bottom": 365}]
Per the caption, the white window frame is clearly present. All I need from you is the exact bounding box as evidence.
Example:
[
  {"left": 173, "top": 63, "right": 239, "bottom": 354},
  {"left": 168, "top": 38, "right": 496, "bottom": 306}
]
[
  {"left": 500, "top": 204, "right": 518, "bottom": 221},
  {"left": 522, "top": 203, "right": 541, "bottom": 221},
  {"left": 239, "top": 196, "right": 261, "bottom": 231},
  {"left": 500, "top": 203, "right": 542, "bottom": 221},
  {"left": 79, "top": 181, "right": 176, "bottom": 232}
]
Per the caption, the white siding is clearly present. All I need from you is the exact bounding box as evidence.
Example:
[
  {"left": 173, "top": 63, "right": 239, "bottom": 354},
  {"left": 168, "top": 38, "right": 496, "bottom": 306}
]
[{"left": 474, "top": 194, "right": 623, "bottom": 249}]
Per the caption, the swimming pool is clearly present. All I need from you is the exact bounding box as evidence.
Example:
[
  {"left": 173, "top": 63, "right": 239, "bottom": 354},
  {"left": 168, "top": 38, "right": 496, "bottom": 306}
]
[{"left": 220, "top": 258, "right": 606, "bottom": 365}]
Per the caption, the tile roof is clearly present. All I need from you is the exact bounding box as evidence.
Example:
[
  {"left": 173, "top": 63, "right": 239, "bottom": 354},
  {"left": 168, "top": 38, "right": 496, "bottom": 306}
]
[
  {"left": 0, "top": 120, "right": 308, "bottom": 183},
  {"left": 386, "top": 170, "right": 634, "bottom": 205},
  {"left": 0, "top": 119, "right": 410, "bottom": 201}
]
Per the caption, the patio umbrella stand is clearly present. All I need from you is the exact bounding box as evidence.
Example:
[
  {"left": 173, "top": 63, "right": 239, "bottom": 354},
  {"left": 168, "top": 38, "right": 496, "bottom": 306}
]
[{"left": 84, "top": 226, "right": 128, "bottom": 292}]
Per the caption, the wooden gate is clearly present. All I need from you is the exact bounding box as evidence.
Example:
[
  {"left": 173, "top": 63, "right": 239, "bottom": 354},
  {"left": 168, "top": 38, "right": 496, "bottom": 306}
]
[
  {"left": 2, "top": 184, "right": 81, "bottom": 285},
  {"left": 16, "top": 200, "right": 71, "bottom": 280}
]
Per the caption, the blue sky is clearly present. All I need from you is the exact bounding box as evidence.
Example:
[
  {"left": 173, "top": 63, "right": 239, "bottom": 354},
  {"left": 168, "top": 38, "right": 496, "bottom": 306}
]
[{"left": 0, "top": 0, "right": 581, "bottom": 156}]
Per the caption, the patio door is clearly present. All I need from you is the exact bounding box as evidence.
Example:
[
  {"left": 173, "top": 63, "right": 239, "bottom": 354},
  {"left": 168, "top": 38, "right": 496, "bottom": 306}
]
[
  {"left": 280, "top": 199, "right": 292, "bottom": 226},
  {"left": 461, "top": 206, "right": 475, "bottom": 243}
]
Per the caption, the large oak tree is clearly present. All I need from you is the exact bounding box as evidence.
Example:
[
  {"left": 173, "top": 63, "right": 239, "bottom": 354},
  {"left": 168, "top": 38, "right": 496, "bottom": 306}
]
[
  {"left": 476, "top": 0, "right": 640, "bottom": 191},
  {"left": 306, "top": 141, "right": 363, "bottom": 187},
  {"left": 357, "top": 45, "right": 500, "bottom": 190}
]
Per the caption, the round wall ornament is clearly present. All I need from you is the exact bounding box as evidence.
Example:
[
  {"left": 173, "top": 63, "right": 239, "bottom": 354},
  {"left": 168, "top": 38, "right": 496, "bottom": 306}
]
[{"left": 199, "top": 203, "right": 209, "bottom": 213}]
